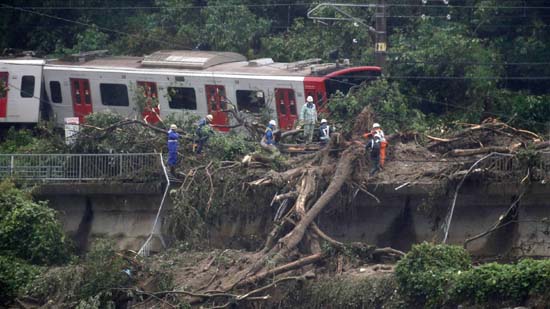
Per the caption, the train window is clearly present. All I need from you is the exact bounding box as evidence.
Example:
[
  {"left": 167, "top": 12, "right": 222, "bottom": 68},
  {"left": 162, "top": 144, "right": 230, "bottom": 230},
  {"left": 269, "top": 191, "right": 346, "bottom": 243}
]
[
  {"left": 50, "top": 81, "right": 62, "bottom": 103},
  {"left": 168, "top": 87, "right": 197, "bottom": 110},
  {"left": 288, "top": 90, "right": 297, "bottom": 115},
  {"left": 236, "top": 90, "right": 265, "bottom": 113},
  {"left": 84, "top": 81, "right": 91, "bottom": 104},
  {"left": 20, "top": 76, "right": 35, "bottom": 98},
  {"left": 100, "top": 83, "right": 129, "bottom": 106},
  {"left": 277, "top": 92, "right": 286, "bottom": 115}
]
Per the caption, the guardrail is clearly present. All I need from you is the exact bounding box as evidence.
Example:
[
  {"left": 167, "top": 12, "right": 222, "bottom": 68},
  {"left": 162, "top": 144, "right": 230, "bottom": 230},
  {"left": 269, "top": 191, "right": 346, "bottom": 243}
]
[
  {"left": 0, "top": 153, "right": 163, "bottom": 182},
  {"left": 476, "top": 151, "right": 550, "bottom": 181}
]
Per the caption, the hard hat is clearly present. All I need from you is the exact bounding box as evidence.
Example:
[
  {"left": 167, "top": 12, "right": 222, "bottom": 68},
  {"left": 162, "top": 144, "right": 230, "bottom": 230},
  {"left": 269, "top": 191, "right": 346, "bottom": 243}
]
[
  {"left": 372, "top": 123, "right": 381, "bottom": 128},
  {"left": 170, "top": 124, "right": 177, "bottom": 130},
  {"left": 321, "top": 119, "right": 327, "bottom": 124},
  {"left": 306, "top": 96, "right": 314, "bottom": 103},
  {"left": 269, "top": 120, "right": 277, "bottom": 126},
  {"left": 206, "top": 114, "right": 213, "bottom": 122}
]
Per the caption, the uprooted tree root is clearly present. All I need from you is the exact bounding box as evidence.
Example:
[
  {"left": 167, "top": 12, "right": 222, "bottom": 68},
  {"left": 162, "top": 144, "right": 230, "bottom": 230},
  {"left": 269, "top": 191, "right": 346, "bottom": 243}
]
[{"left": 149, "top": 106, "right": 406, "bottom": 308}]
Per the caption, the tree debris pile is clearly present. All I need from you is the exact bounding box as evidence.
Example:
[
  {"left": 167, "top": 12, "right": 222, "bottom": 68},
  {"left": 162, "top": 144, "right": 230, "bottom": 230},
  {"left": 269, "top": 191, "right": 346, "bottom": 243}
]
[{"left": 378, "top": 118, "right": 548, "bottom": 185}]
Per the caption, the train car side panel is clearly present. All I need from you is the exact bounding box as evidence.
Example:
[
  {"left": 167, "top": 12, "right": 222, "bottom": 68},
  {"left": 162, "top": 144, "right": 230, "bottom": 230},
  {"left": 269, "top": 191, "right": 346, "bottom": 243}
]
[
  {"left": 0, "top": 60, "right": 44, "bottom": 124},
  {"left": 0, "top": 71, "right": 8, "bottom": 118}
]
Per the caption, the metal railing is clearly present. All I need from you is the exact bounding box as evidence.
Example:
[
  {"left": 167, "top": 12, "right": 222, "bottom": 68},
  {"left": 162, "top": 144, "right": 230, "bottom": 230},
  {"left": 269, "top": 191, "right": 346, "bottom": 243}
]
[
  {"left": 476, "top": 152, "right": 550, "bottom": 181},
  {"left": 0, "top": 153, "right": 163, "bottom": 182}
]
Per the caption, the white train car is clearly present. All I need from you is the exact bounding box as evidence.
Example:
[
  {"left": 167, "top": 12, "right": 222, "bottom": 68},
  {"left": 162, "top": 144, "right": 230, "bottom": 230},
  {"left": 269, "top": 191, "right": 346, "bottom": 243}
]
[
  {"left": 0, "top": 59, "right": 45, "bottom": 124},
  {"left": 3, "top": 50, "right": 381, "bottom": 130}
]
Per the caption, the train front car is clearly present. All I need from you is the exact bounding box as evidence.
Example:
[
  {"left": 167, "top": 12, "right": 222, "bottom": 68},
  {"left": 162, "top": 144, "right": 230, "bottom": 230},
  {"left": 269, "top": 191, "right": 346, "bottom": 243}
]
[
  {"left": 303, "top": 66, "right": 381, "bottom": 116},
  {"left": 0, "top": 59, "right": 45, "bottom": 126}
]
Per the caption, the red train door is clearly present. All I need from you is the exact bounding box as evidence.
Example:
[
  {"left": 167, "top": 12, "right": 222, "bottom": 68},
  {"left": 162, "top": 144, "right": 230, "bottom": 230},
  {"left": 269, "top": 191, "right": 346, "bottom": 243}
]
[
  {"left": 70, "top": 78, "right": 93, "bottom": 123},
  {"left": 0, "top": 72, "right": 8, "bottom": 118},
  {"left": 205, "top": 85, "right": 229, "bottom": 132},
  {"left": 137, "top": 81, "right": 160, "bottom": 124},
  {"left": 304, "top": 77, "right": 327, "bottom": 114},
  {"left": 275, "top": 88, "right": 298, "bottom": 130}
]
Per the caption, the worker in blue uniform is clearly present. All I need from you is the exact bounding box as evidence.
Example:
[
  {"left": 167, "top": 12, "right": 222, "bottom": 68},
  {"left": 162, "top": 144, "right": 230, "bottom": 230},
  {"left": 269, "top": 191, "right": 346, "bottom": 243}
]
[
  {"left": 196, "top": 114, "right": 214, "bottom": 155},
  {"left": 167, "top": 124, "right": 180, "bottom": 175}
]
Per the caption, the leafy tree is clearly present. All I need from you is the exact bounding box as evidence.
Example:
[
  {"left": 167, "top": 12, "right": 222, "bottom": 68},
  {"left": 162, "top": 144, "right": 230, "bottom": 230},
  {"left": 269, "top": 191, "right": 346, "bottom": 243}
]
[
  {"left": 389, "top": 20, "right": 502, "bottom": 119},
  {"left": 328, "top": 79, "right": 425, "bottom": 134},
  {"left": 201, "top": 0, "right": 270, "bottom": 56},
  {"left": 0, "top": 256, "right": 39, "bottom": 304},
  {"left": 0, "top": 180, "right": 70, "bottom": 265}
]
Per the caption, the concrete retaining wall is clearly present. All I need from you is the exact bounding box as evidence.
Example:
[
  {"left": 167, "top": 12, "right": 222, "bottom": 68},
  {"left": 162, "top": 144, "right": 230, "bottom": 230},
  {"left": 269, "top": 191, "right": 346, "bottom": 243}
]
[{"left": 35, "top": 181, "right": 550, "bottom": 257}]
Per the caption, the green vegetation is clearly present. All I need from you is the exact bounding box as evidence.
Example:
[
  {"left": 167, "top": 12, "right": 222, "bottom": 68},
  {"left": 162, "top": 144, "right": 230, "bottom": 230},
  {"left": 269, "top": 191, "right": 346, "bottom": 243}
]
[
  {"left": 0, "top": 180, "right": 71, "bottom": 304},
  {"left": 396, "top": 242, "right": 550, "bottom": 308},
  {"left": 395, "top": 242, "right": 472, "bottom": 307},
  {"left": 0, "top": 180, "right": 70, "bottom": 265},
  {"left": 1, "top": 0, "right": 548, "bottom": 133},
  {"left": 24, "top": 240, "right": 135, "bottom": 308},
  {"left": 0, "top": 256, "right": 40, "bottom": 304}
]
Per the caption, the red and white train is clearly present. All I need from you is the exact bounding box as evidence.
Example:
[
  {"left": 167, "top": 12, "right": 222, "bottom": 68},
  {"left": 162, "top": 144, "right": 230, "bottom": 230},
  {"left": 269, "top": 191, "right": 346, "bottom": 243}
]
[{"left": 0, "top": 50, "right": 380, "bottom": 130}]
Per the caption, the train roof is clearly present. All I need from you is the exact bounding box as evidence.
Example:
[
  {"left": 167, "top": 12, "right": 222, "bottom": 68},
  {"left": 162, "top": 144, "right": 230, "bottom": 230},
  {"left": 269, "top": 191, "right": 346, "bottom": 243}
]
[{"left": 45, "top": 50, "right": 362, "bottom": 77}]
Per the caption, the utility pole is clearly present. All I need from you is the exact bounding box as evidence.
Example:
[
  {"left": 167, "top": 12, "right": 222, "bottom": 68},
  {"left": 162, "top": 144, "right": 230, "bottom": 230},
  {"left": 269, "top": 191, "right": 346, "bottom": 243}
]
[
  {"left": 307, "top": 2, "right": 388, "bottom": 70},
  {"left": 375, "top": 0, "right": 387, "bottom": 69}
]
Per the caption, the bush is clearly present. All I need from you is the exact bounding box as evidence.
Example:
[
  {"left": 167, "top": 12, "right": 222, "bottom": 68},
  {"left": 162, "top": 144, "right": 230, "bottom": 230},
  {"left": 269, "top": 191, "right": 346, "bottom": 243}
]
[
  {"left": 394, "top": 242, "right": 471, "bottom": 307},
  {"left": 0, "top": 256, "right": 39, "bottom": 304},
  {"left": 0, "top": 180, "right": 70, "bottom": 265},
  {"left": 328, "top": 79, "right": 426, "bottom": 134},
  {"left": 209, "top": 132, "right": 256, "bottom": 161},
  {"left": 451, "top": 259, "right": 550, "bottom": 306},
  {"left": 24, "top": 240, "right": 132, "bottom": 307}
]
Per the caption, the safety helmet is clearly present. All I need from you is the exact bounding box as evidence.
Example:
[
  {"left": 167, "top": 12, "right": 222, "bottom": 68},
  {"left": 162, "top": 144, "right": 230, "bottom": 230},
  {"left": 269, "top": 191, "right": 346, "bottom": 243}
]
[
  {"left": 306, "top": 96, "right": 314, "bottom": 103},
  {"left": 372, "top": 123, "right": 381, "bottom": 129},
  {"left": 321, "top": 119, "right": 327, "bottom": 124},
  {"left": 269, "top": 120, "right": 277, "bottom": 126},
  {"left": 206, "top": 114, "right": 213, "bottom": 122},
  {"left": 170, "top": 124, "right": 177, "bottom": 130}
]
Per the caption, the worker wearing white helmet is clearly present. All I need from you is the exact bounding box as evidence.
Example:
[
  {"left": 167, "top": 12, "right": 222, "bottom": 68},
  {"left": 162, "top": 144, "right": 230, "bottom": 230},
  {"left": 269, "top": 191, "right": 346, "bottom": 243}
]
[
  {"left": 195, "top": 114, "right": 214, "bottom": 154},
  {"left": 300, "top": 95, "right": 317, "bottom": 143},
  {"left": 366, "top": 131, "right": 382, "bottom": 176},
  {"left": 319, "top": 118, "right": 331, "bottom": 146},
  {"left": 371, "top": 122, "right": 387, "bottom": 167},
  {"left": 260, "top": 119, "right": 280, "bottom": 158},
  {"left": 167, "top": 124, "right": 180, "bottom": 175},
  {"left": 265, "top": 120, "right": 277, "bottom": 145}
]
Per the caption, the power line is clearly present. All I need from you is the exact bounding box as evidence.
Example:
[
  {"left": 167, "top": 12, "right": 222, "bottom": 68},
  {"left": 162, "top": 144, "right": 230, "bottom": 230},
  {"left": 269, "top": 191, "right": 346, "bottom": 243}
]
[
  {"left": 391, "top": 60, "right": 550, "bottom": 66},
  {"left": 388, "top": 4, "right": 550, "bottom": 10},
  {"left": 3, "top": 3, "right": 550, "bottom": 10},
  {"left": 0, "top": 3, "right": 312, "bottom": 10}
]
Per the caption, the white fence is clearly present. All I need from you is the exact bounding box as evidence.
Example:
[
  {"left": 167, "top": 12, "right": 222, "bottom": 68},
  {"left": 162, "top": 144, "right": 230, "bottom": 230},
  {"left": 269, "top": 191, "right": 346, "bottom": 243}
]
[{"left": 0, "top": 153, "right": 162, "bottom": 182}]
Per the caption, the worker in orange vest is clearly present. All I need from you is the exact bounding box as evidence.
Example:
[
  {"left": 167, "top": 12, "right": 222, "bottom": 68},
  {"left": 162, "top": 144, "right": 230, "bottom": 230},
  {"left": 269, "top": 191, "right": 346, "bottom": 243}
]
[{"left": 363, "top": 123, "right": 388, "bottom": 168}]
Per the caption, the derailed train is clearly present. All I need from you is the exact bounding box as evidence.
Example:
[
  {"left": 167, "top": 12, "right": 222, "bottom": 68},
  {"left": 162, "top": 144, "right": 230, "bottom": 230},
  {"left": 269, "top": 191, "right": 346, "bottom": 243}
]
[{"left": 0, "top": 50, "right": 380, "bottom": 130}]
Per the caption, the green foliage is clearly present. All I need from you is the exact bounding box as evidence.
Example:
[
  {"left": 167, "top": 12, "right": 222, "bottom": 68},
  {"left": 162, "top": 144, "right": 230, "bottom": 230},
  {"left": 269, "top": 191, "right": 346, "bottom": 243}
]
[
  {"left": 493, "top": 91, "right": 550, "bottom": 133},
  {"left": 394, "top": 242, "right": 471, "bottom": 308},
  {"left": 395, "top": 243, "right": 550, "bottom": 307},
  {"left": 0, "top": 127, "right": 36, "bottom": 153},
  {"left": 201, "top": 0, "right": 270, "bottom": 55},
  {"left": 54, "top": 25, "right": 109, "bottom": 56},
  {"left": 328, "top": 79, "right": 426, "bottom": 134},
  {"left": 0, "top": 180, "right": 70, "bottom": 265},
  {"left": 208, "top": 132, "right": 256, "bottom": 161},
  {"left": 79, "top": 240, "right": 131, "bottom": 299},
  {"left": 451, "top": 259, "right": 550, "bottom": 306},
  {"left": 0, "top": 255, "right": 40, "bottom": 304},
  {"left": 74, "top": 111, "right": 160, "bottom": 153},
  {"left": 390, "top": 21, "right": 502, "bottom": 120},
  {"left": 25, "top": 240, "right": 132, "bottom": 307},
  {"left": 0, "top": 127, "right": 61, "bottom": 154}
]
